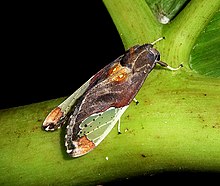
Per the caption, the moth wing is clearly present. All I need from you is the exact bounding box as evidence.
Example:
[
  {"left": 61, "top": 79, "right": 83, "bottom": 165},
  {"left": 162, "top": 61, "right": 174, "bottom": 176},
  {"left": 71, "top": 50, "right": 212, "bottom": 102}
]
[
  {"left": 42, "top": 76, "right": 93, "bottom": 131},
  {"left": 66, "top": 105, "right": 129, "bottom": 157}
]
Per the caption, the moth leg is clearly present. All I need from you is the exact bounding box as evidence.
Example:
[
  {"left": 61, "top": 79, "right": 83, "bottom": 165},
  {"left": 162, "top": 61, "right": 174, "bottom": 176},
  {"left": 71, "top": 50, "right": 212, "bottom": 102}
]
[
  {"left": 133, "top": 98, "right": 139, "bottom": 105},
  {"left": 117, "top": 99, "right": 138, "bottom": 134},
  {"left": 157, "top": 61, "right": 183, "bottom": 71},
  {"left": 117, "top": 118, "right": 122, "bottom": 134}
]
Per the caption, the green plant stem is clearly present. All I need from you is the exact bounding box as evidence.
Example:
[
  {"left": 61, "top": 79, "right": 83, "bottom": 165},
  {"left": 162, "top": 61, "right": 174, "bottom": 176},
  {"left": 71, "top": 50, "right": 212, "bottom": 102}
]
[
  {"left": 1, "top": 0, "right": 220, "bottom": 185},
  {"left": 103, "top": 0, "right": 162, "bottom": 48},
  {"left": 162, "top": 0, "right": 220, "bottom": 67}
]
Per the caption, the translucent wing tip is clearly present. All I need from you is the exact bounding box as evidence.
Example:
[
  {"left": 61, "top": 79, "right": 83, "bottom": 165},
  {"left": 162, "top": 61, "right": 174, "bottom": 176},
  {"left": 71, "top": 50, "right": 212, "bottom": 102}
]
[
  {"left": 42, "top": 107, "right": 63, "bottom": 131},
  {"left": 65, "top": 136, "right": 95, "bottom": 158}
]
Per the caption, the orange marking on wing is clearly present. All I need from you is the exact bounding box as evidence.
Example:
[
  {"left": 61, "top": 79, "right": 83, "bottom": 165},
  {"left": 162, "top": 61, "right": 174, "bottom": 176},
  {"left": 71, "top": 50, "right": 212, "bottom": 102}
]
[
  {"left": 111, "top": 69, "right": 128, "bottom": 82},
  {"left": 129, "top": 47, "right": 135, "bottom": 55},
  {"left": 73, "top": 136, "right": 95, "bottom": 156},
  {"left": 108, "top": 63, "right": 121, "bottom": 76},
  {"left": 43, "top": 107, "right": 63, "bottom": 126},
  {"left": 108, "top": 64, "right": 128, "bottom": 82}
]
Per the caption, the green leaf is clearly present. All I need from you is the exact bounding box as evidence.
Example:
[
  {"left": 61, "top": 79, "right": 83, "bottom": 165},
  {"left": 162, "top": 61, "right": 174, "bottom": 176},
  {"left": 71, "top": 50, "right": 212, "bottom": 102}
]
[
  {"left": 189, "top": 10, "right": 220, "bottom": 77},
  {"left": 145, "top": 0, "right": 190, "bottom": 24}
]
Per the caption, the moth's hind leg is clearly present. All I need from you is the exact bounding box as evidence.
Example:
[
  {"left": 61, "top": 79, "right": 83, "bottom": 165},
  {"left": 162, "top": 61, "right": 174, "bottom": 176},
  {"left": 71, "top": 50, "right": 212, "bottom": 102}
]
[
  {"left": 117, "top": 98, "right": 139, "bottom": 135},
  {"left": 117, "top": 118, "right": 122, "bottom": 135},
  {"left": 157, "top": 61, "right": 183, "bottom": 71},
  {"left": 133, "top": 98, "right": 139, "bottom": 105}
]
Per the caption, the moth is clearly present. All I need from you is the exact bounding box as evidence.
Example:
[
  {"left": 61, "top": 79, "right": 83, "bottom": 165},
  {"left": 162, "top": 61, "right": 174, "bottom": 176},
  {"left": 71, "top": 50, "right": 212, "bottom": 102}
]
[{"left": 42, "top": 37, "right": 182, "bottom": 157}]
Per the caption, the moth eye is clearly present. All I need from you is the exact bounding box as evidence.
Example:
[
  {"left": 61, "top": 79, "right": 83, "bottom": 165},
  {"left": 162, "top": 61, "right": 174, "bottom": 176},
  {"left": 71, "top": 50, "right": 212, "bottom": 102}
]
[{"left": 156, "top": 54, "right": 160, "bottom": 61}]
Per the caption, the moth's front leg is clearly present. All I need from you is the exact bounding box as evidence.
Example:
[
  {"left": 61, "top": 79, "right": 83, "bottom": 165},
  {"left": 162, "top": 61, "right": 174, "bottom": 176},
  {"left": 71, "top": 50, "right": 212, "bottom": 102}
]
[{"left": 157, "top": 61, "right": 183, "bottom": 71}]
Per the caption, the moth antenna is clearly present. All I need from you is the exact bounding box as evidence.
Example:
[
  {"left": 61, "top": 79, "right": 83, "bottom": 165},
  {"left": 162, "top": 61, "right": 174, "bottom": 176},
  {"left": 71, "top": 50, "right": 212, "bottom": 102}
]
[{"left": 151, "top": 37, "right": 165, "bottom": 45}]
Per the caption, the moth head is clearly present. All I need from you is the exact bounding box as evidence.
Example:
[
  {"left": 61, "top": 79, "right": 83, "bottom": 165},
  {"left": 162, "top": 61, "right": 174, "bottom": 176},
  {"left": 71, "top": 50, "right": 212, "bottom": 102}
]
[
  {"left": 143, "top": 44, "right": 161, "bottom": 63},
  {"left": 146, "top": 36, "right": 165, "bottom": 62},
  {"left": 149, "top": 46, "right": 160, "bottom": 62},
  {"left": 120, "top": 43, "right": 161, "bottom": 71}
]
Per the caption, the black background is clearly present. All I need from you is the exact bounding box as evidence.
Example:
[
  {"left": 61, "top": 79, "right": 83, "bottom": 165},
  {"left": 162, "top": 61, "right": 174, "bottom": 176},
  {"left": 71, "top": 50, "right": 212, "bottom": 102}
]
[
  {"left": 1, "top": 1, "right": 218, "bottom": 182},
  {"left": 1, "top": 1, "right": 124, "bottom": 109}
]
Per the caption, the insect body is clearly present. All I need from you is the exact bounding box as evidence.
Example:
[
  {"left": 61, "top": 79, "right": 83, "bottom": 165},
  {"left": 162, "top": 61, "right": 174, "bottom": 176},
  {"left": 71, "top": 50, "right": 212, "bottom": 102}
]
[{"left": 42, "top": 37, "right": 182, "bottom": 157}]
